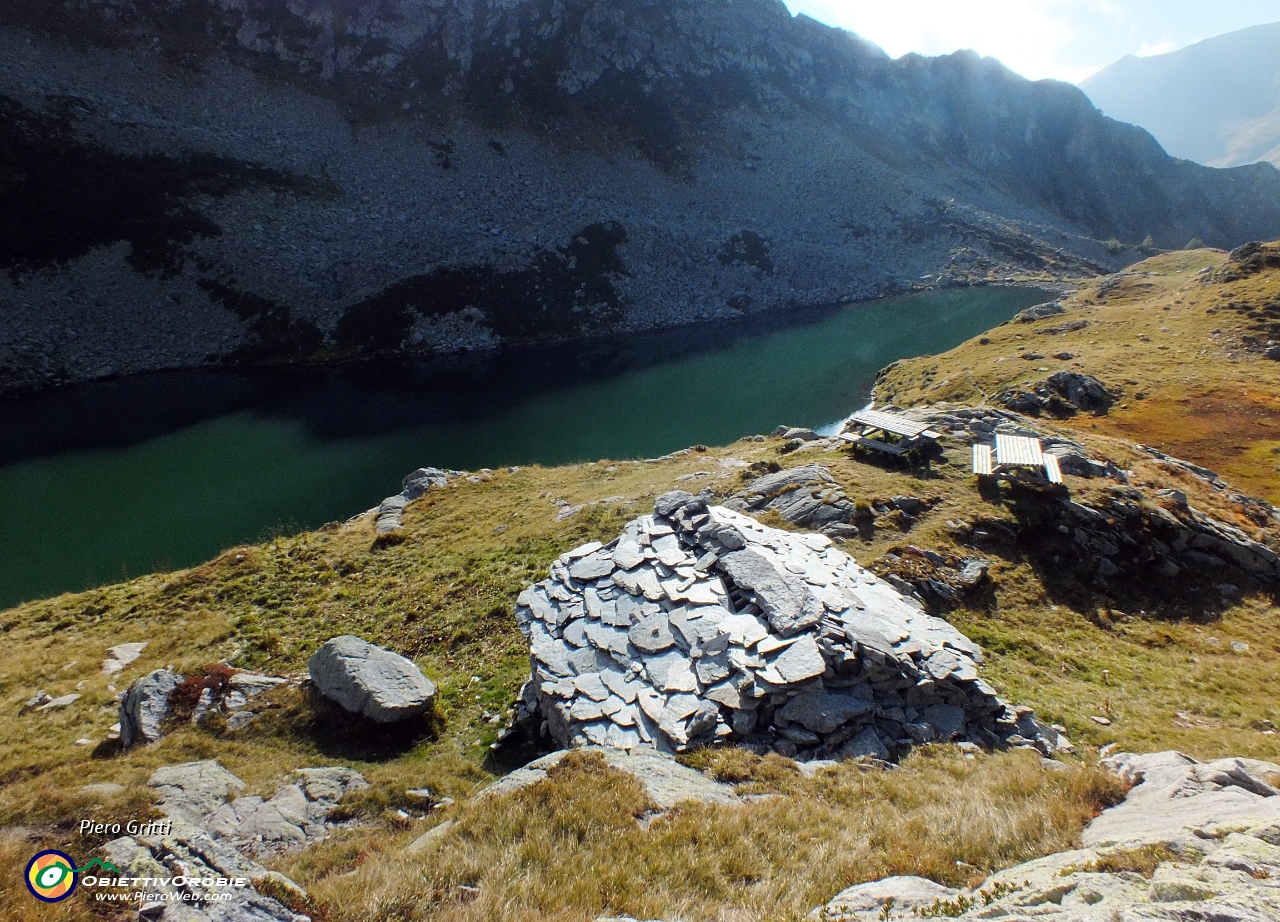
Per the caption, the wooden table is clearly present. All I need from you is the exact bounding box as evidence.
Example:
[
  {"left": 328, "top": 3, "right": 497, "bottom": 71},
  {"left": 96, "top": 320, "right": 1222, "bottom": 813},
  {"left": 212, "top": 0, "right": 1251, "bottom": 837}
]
[
  {"left": 972, "top": 434, "right": 1062, "bottom": 483},
  {"left": 838, "top": 409, "right": 941, "bottom": 458}
]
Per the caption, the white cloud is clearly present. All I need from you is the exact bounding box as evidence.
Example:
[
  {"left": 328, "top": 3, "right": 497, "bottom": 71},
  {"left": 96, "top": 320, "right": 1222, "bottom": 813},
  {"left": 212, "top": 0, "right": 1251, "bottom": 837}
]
[{"left": 1135, "top": 40, "right": 1177, "bottom": 57}]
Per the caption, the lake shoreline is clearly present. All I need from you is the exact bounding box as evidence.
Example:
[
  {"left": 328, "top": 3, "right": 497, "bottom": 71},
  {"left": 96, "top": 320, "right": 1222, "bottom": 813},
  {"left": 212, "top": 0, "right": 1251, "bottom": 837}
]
[{"left": 0, "top": 280, "right": 1072, "bottom": 403}]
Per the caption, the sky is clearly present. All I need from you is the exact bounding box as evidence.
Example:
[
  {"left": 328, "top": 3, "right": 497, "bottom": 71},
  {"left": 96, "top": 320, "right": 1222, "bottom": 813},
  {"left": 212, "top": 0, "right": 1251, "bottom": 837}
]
[{"left": 782, "top": 1, "right": 1280, "bottom": 84}]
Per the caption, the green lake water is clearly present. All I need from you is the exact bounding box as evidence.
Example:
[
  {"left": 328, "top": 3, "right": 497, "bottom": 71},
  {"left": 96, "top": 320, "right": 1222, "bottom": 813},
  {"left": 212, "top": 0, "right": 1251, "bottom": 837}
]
[{"left": 0, "top": 287, "right": 1049, "bottom": 608}]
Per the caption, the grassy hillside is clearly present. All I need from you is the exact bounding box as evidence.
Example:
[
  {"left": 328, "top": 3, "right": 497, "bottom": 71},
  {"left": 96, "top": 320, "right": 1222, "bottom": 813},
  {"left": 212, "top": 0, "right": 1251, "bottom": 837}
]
[
  {"left": 879, "top": 245, "right": 1280, "bottom": 504},
  {"left": 2, "top": 251, "right": 1279, "bottom": 921}
]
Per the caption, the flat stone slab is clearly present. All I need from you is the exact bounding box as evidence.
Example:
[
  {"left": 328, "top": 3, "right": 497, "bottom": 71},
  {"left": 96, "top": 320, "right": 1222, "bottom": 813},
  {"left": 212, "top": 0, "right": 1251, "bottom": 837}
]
[
  {"left": 1084, "top": 750, "right": 1280, "bottom": 847},
  {"left": 480, "top": 748, "right": 739, "bottom": 809},
  {"left": 811, "top": 876, "right": 960, "bottom": 920},
  {"left": 102, "top": 641, "right": 147, "bottom": 675}
]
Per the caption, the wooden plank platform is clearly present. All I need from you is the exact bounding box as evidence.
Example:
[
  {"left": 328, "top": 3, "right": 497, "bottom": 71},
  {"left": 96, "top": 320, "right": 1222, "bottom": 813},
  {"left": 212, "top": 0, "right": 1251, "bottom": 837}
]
[
  {"left": 848, "top": 409, "right": 934, "bottom": 440},
  {"left": 972, "top": 443, "right": 994, "bottom": 475}
]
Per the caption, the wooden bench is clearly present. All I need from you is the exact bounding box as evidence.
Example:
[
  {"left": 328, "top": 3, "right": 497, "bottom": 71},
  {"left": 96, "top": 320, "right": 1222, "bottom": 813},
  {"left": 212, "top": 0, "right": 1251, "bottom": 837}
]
[
  {"left": 854, "top": 436, "right": 907, "bottom": 456},
  {"left": 972, "top": 443, "right": 994, "bottom": 476},
  {"left": 838, "top": 433, "right": 909, "bottom": 456},
  {"left": 1043, "top": 454, "right": 1063, "bottom": 484}
]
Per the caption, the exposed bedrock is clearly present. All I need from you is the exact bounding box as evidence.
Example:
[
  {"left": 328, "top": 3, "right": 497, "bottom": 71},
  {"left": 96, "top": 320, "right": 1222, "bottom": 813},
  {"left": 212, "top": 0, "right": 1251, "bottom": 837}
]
[
  {"left": 513, "top": 491, "right": 1061, "bottom": 761},
  {"left": 5, "top": 0, "right": 1280, "bottom": 393}
]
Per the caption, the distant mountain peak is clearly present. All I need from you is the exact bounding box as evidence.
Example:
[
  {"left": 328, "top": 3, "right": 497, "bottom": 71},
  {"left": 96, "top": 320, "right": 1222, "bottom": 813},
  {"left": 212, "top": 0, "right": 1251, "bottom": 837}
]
[{"left": 1081, "top": 21, "right": 1280, "bottom": 169}]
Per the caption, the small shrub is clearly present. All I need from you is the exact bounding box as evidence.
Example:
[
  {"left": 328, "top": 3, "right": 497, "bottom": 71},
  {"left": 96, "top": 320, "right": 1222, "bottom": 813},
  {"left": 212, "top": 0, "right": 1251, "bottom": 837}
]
[
  {"left": 1105, "top": 238, "right": 1122, "bottom": 255},
  {"left": 167, "top": 663, "right": 236, "bottom": 722},
  {"left": 1185, "top": 237, "right": 1206, "bottom": 250}
]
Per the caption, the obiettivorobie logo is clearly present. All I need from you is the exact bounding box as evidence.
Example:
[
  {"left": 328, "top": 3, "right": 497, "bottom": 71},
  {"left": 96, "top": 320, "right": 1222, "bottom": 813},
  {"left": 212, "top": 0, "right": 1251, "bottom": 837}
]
[
  {"left": 24, "top": 851, "right": 120, "bottom": 902},
  {"left": 25, "top": 847, "right": 252, "bottom": 907}
]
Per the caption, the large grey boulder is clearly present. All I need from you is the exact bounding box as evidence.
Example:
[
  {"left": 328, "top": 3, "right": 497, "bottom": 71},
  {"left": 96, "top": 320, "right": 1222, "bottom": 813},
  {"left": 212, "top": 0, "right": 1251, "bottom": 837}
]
[
  {"left": 514, "top": 493, "right": 1058, "bottom": 761},
  {"left": 119, "top": 668, "right": 181, "bottom": 748},
  {"left": 308, "top": 635, "right": 436, "bottom": 723}
]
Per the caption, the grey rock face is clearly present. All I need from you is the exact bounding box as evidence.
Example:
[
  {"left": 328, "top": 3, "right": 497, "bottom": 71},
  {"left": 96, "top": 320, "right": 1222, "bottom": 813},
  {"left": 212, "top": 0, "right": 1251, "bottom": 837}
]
[
  {"left": 308, "top": 635, "right": 436, "bottom": 723},
  {"left": 8, "top": 0, "right": 1280, "bottom": 398},
  {"left": 1086, "top": 751, "right": 1280, "bottom": 847},
  {"left": 119, "top": 668, "right": 181, "bottom": 748},
  {"left": 514, "top": 499, "right": 1058, "bottom": 761}
]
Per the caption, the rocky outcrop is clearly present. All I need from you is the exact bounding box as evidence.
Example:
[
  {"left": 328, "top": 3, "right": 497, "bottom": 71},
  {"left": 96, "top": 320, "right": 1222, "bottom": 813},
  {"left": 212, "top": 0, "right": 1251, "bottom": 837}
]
[
  {"left": 308, "top": 636, "right": 437, "bottom": 723},
  {"left": 120, "top": 666, "right": 292, "bottom": 746},
  {"left": 998, "top": 370, "right": 1118, "bottom": 417},
  {"left": 101, "top": 759, "right": 367, "bottom": 921},
  {"left": 514, "top": 492, "right": 1060, "bottom": 761},
  {"left": 813, "top": 750, "right": 1280, "bottom": 921},
  {"left": 722, "top": 463, "right": 858, "bottom": 532},
  {"left": 372, "top": 467, "right": 461, "bottom": 534},
  {"left": 870, "top": 546, "right": 990, "bottom": 609},
  {"left": 4, "top": 0, "right": 1280, "bottom": 394}
]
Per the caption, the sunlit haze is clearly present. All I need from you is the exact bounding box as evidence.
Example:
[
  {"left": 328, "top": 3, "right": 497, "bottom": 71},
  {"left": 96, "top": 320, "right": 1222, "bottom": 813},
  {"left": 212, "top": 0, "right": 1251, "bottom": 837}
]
[{"left": 782, "top": 1, "right": 1280, "bottom": 83}]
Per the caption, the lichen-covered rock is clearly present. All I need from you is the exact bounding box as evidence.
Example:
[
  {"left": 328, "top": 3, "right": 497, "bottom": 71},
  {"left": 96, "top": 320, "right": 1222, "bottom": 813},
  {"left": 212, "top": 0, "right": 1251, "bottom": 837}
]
[
  {"left": 723, "top": 463, "right": 857, "bottom": 532},
  {"left": 119, "top": 668, "right": 180, "bottom": 748},
  {"left": 514, "top": 493, "right": 1058, "bottom": 761},
  {"left": 308, "top": 635, "right": 436, "bottom": 723}
]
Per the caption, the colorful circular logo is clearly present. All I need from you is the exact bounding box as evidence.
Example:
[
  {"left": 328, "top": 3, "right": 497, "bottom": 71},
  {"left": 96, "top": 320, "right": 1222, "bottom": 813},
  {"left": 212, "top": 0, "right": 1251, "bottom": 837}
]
[{"left": 25, "top": 850, "right": 78, "bottom": 902}]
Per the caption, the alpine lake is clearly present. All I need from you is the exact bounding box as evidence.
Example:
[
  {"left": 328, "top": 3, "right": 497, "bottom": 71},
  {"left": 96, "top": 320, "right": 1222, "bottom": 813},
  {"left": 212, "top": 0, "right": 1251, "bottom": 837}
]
[{"left": 0, "top": 286, "right": 1050, "bottom": 608}]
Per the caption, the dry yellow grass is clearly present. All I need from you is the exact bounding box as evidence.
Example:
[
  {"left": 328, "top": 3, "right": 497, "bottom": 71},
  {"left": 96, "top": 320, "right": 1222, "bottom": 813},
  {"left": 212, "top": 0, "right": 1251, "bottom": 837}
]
[{"left": 275, "top": 748, "right": 1124, "bottom": 922}]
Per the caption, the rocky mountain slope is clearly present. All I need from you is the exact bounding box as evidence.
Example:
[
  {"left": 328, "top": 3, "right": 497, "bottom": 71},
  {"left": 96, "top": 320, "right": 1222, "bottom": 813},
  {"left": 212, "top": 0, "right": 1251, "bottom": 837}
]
[
  {"left": 5, "top": 0, "right": 1280, "bottom": 394},
  {"left": 1081, "top": 22, "right": 1280, "bottom": 170}
]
